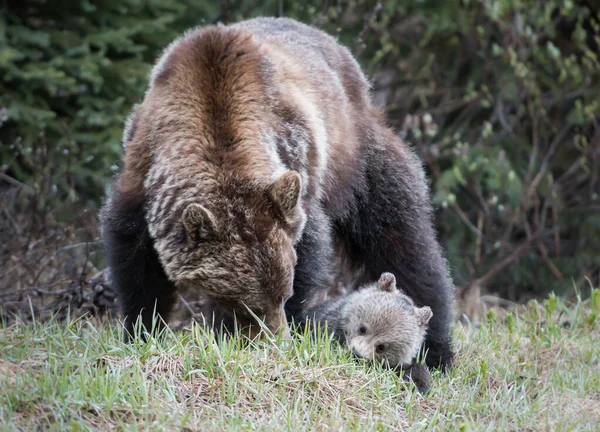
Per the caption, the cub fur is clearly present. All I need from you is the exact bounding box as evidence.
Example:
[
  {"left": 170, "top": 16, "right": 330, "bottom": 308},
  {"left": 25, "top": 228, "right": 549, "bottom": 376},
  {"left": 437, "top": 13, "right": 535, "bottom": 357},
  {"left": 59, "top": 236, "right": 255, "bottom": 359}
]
[
  {"left": 304, "top": 273, "right": 432, "bottom": 368},
  {"left": 101, "top": 17, "right": 455, "bottom": 369}
]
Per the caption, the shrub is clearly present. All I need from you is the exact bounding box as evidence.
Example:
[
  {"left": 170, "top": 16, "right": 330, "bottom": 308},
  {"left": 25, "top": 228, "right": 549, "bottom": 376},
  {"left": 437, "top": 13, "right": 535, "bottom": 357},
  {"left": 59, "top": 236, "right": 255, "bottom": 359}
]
[
  {"left": 352, "top": 0, "right": 600, "bottom": 300},
  {"left": 1, "top": 0, "right": 598, "bottom": 303},
  {"left": 0, "top": 0, "right": 218, "bottom": 214}
]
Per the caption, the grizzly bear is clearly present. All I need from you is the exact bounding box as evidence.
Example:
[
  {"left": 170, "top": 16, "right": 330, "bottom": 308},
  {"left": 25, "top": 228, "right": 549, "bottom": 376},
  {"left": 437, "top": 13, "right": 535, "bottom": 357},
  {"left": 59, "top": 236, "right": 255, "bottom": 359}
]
[
  {"left": 303, "top": 272, "right": 432, "bottom": 368},
  {"left": 303, "top": 272, "right": 433, "bottom": 392},
  {"left": 101, "top": 17, "right": 455, "bottom": 370}
]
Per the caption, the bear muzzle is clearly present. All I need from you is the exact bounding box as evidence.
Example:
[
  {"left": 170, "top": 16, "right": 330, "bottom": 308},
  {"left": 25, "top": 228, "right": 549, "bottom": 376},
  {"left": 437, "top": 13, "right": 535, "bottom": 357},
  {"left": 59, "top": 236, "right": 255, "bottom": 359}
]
[
  {"left": 244, "top": 306, "right": 291, "bottom": 340},
  {"left": 264, "top": 306, "right": 292, "bottom": 340}
]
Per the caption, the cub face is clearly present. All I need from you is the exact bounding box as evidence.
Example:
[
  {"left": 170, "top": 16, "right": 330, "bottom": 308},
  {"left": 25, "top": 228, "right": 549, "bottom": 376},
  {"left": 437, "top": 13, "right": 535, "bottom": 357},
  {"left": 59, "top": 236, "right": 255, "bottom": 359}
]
[
  {"left": 171, "top": 171, "right": 306, "bottom": 338},
  {"left": 342, "top": 273, "right": 433, "bottom": 367}
]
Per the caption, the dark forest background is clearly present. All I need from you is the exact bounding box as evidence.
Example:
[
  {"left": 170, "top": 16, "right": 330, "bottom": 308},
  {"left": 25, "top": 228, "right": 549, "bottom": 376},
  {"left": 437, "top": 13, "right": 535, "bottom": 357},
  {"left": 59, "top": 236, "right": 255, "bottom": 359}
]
[{"left": 1, "top": 0, "right": 599, "bottom": 323}]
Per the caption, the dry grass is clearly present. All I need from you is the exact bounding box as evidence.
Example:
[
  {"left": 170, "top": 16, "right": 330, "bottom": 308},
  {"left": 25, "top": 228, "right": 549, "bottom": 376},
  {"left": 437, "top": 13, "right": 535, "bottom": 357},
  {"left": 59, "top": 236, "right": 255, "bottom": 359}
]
[{"left": 0, "top": 289, "right": 599, "bottom": 431}]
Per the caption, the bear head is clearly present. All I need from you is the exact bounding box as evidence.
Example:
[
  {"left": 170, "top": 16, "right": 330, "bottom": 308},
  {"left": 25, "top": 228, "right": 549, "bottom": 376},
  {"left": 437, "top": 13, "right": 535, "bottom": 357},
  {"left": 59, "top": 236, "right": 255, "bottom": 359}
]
[
  {"left": 341, "top": 272, "right": 433, "bottom": 367},
  {"left": 169, "top": 170, "right": 307, "bottom": 339}
]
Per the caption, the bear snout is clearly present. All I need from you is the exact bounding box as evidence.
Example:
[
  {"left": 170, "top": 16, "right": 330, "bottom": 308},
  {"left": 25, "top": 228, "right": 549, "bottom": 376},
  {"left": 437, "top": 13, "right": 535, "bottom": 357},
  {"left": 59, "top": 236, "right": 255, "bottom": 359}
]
[{"left": 264, "top": 307, "right": 292, "bottom": 340}]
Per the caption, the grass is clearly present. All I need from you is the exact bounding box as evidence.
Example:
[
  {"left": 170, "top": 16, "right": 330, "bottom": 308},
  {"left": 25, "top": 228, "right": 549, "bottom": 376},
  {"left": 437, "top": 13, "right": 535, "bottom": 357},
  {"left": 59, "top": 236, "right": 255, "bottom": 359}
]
[{"left": 0, "top": 290, "right": 599, "bottom": 432}]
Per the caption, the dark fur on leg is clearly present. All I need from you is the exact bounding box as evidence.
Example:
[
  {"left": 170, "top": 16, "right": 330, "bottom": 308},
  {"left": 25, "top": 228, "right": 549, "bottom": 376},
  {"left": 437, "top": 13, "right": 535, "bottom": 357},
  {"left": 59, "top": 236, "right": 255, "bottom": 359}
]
[
  {"left": 335, "top": 130, "right": 455, "bottom": 372},
  {"left": 397, "top": 363, "right": 431, "bottom": 394},
  {"left": 100, "top": 188, "right": 177, "bottom": 341},
  {"left": 286, "top": 208, "right": 333, "bottom": 325}
]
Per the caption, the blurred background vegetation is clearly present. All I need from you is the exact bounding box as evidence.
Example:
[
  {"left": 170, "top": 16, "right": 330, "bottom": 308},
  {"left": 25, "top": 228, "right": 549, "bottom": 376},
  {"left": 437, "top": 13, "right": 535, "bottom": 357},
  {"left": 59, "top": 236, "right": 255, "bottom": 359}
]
[{"left": 1, "top": 0, "right": 599, "bottom": 321}]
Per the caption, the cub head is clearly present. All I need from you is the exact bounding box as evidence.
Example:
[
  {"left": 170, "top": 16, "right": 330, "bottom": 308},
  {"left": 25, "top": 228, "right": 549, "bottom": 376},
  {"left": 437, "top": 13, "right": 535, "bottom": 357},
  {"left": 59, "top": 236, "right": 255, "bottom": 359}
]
[
  {"left": 172, "top": 170, "right": 307, "bottom": 339},
  {"left": 342, "top": 272, "right": 433, "bottom": 367}
]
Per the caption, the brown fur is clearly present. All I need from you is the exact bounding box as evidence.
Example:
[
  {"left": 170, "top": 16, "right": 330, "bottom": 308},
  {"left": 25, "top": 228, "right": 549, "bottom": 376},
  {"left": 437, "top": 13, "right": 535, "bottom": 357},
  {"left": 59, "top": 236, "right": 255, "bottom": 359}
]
[
  {"left": 304, "top": 273, "right": 432, "bottom": 368},
  {"left": 102, "top": 18, "right": 455, "bottom": 370}
]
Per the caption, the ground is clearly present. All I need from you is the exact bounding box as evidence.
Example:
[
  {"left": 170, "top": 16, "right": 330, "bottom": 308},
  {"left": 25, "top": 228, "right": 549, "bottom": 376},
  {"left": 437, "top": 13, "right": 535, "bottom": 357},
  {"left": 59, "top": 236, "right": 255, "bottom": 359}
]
[{"left": 0, "top": 290, "right": 598, "bottom": 431}]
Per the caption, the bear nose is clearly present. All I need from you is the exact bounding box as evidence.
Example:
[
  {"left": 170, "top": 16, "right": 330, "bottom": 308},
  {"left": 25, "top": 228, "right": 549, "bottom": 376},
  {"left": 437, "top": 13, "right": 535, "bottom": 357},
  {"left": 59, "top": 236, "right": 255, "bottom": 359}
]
[
  {"left": 279, "top": 325, "right": 292, "bottom": 341},
  {"left": 352, "top": 347, "right": 363, "bottom": 359},
  {"left": 264, "top": 306, "right": 291, "bottom": 340}
]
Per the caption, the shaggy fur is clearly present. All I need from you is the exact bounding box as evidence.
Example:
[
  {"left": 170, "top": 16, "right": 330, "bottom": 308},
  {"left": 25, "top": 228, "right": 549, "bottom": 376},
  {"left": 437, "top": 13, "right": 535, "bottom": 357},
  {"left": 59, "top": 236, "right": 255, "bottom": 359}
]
[
  {"left": 101, "top": 17, "right": 455, "bottom": 369},
  {"left": 304, "top": 273, "right": 432, "bottom": 368}
]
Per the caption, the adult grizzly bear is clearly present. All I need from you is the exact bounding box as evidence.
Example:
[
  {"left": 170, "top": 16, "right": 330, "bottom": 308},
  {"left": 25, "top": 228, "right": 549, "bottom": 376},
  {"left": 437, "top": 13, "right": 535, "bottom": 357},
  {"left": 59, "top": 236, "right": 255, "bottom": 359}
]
[{"left": 101, "top": 17, "right": 455, "bottom": 370}]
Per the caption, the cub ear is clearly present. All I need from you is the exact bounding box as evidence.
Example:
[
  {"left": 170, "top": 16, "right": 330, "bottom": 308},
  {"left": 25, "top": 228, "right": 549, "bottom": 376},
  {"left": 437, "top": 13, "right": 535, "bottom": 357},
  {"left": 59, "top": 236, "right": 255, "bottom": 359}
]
[
  {"left": 182, "top": 203, "right": 219, "bottom": 246},
  {"left": 377, "top": 272, "right": 397, "bottom": 292},
  {"left": 416, "top": 306, "right": 433, "bottom": 327},
  {"left": 269, "top": 171, "right": 302, "bottom": 223}
]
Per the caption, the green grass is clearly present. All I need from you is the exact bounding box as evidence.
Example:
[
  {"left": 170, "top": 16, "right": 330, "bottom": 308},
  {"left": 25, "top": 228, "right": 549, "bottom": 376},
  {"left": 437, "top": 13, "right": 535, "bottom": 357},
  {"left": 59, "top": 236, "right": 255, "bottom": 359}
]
[{"left": 1, "top": 290, "right": 599, "bottom": 431}]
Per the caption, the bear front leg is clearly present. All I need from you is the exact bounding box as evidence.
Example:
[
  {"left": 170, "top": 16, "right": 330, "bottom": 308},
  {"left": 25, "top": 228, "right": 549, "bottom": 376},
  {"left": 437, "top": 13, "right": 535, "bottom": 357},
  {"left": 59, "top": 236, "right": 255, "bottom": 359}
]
[
  {"left": 337, "top": 137, "right": 455, "bottom": 371},
  {"left": 398, "top": 363, "right": 431, "bottom": 394},
  {"left": 101, "top": 189, "right": 177, "bottom": 341},
  {"left": 285, "top": 207, "right": 333, "bottom": 326}
]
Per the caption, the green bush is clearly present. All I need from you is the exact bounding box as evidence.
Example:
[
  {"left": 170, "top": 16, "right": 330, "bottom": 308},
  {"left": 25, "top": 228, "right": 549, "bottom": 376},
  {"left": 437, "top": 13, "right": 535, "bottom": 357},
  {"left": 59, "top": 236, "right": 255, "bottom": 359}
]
[
  {"left": 1, "top": 0, "right": 598, "bottom": 300},
  {"left": 0, "top": 0, "right": 218, "bottom": 211},
  {"left": 358, "top": 0, "right": 600, "bottom": 299}
]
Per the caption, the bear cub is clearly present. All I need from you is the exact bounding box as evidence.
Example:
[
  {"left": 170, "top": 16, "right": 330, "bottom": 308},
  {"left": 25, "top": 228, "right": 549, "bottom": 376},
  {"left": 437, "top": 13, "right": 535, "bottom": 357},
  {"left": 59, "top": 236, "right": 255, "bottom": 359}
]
[{"left": 303, "top": 272, "right": 432, "bottom": 391}]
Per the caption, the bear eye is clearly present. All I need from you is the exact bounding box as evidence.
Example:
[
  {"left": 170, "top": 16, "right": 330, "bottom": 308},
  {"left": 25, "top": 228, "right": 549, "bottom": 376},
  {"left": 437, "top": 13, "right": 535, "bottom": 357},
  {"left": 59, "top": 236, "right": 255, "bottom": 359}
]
[
  {"left": 376, "top": 344, "right": 386, "bottom": 353},
  {"left": 358, "top": 325, "right": 367, "bottom": 335}
]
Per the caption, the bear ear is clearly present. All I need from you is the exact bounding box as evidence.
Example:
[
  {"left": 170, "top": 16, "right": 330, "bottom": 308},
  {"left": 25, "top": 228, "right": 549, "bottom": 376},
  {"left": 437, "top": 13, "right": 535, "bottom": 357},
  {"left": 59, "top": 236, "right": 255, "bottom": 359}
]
[
  {"left": 377, "top": 272, "right": 397, "bottom": 292},
  {"left": 182, "top": 203, "right": 219, "bottom": 246},
  {"left": 269, "top": 171, "right": 302, "bottom": 223},
  {"left": 415, "top": 306, "right": 433, "bottom": 327}
]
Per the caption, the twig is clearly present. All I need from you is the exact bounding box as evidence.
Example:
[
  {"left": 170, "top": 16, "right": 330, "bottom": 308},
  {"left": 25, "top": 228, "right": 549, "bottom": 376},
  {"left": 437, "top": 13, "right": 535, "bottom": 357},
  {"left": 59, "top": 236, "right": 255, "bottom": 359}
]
[
  {"left": 79, "top": 248, "right": 89, "bottom": 285},
  {"left": 494, "top": 97, "right": 516, "bottom": 138},
  {"left": 2, "top": 207, "right": 22, "bottom": 236},
  {"left": 551, "top": 189, "right": 561, "bottom": 257},
  {"left": 29, "top": 280, "right": 73, "bottom": 291},
  {"left": 525, "top": 98, "right": 539, "bottom": 184},
  {"left": 57, "top": 241, "right": 101, "bottom": 252},
  {"left": 554, "top": 156, "right": 584, "bottom": 186},
  {"left": 527, "top": 123, "right": 571, "bottom": 197},
  {"left": 352, "top": 1, "right": 382, "bottom": 56},
  {"left": 461, "top": 234, "right": 541, "bottom": 297},
  {"left": 536, "top": 239, "right": 563, "bottom": 280},
  {"left": 475, "top": 212, "right": 483, "bottom": 266},
  {"left": 452, "top": 202, "right": 483, "bottom": 237},
  {"left": 35, "top": 288, "right": 72, "bottom": 296},
  {"left": 0, "top": 173, "right": 35, "bottom": 195}
]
